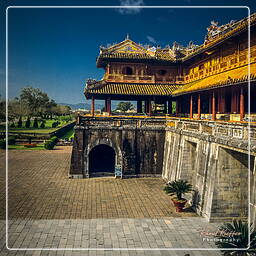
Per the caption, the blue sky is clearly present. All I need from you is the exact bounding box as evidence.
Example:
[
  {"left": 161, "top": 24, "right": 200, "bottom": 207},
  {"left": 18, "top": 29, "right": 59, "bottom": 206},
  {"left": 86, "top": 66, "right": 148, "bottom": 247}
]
[{"left": 0, "top": 0, "right": 255, "bottom": 103}]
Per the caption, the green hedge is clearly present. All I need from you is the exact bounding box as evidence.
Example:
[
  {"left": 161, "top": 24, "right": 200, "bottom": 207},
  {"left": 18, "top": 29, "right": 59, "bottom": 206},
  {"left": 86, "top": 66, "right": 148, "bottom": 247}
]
[
  {"left": 44, "top": 136, "right": 58, "bottom": 150},
  {"left": 8, "top": 136, "right": 16, "bottom": 145},
  {"left": 0, "top": 139, "right": 6, "bottom": 149},
  {"left": 0, "top": 136, "right": 16, "bottom": 149}
]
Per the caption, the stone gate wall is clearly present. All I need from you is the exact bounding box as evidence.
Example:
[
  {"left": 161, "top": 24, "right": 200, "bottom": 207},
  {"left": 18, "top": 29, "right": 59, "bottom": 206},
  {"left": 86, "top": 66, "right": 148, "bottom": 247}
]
[
  {"left": 162, "top": 119, "right": 256, "bottom": 223},
  {"left": 70, "top": 117, "right": 166, "bottom": 178},
  {"left": 70, "top": 116, "right": 256, "bottom": 225}
]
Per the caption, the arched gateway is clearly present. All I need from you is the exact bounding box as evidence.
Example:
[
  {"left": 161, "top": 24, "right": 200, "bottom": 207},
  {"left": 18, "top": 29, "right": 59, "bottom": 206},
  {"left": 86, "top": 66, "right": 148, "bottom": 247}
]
[{"left": 88, "top": 144, "right": 116, "bottom": 176}]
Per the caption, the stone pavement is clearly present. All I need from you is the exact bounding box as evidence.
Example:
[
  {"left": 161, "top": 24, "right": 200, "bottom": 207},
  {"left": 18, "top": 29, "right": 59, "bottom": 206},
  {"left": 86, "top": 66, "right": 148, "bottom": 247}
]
[
  {"left": 0, "top": 147, "right": 223, "bottom": 255},
  {"left": 1, "top": 218, "right": 222, "bottom": 255}
]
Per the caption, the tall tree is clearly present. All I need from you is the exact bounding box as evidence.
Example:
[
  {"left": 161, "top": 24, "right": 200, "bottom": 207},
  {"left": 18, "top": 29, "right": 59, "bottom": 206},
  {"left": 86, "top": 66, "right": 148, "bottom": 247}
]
[
  {"left": 20, "top": 86, "right": 51, "bottom": 116},
  {"left": 115, "top": 102, "right": 135, "bottom": 112}
]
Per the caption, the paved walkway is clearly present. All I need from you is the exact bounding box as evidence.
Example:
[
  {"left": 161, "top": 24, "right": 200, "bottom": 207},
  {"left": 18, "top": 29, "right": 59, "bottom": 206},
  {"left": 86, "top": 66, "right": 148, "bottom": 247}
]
[{"left": 0, "top": 147, "right": 222, "bottom": 255}]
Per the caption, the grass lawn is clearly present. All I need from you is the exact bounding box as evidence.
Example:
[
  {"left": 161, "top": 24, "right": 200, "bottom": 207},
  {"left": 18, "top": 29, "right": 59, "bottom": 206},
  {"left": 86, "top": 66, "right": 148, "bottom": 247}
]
[{"left": 8, "top": 144, "right": 45, "bottom": 150}]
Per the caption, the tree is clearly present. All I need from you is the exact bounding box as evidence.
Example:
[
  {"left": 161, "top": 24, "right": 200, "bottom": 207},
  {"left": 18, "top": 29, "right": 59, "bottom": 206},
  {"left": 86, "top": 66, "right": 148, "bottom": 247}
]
[
  {"left": 44, "top": 99, "right": 57, "bottom": 119},
  {"left": 20, "top": 86, "right": 51, "bottom": 116},
  {"left": 25, "top": 117, "right": 30, "bottom": 128},
  {"left": 17, "top": 116, "right": 22, "bottom": 128},
  {"left": 33, "top": 118, "right": 38, "bottom": 128},
  {"left": 0, "top": 95, "right": 6, "bottom": 121},
  {"left": 115, "top": 102, "right": 135, "bottom": 112}
]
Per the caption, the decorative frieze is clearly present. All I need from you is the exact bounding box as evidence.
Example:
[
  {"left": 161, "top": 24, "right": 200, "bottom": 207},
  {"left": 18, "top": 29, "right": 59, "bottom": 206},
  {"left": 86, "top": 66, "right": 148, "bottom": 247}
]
[{"left": 183, "top": 122, "right": 200, "bottom": 132}]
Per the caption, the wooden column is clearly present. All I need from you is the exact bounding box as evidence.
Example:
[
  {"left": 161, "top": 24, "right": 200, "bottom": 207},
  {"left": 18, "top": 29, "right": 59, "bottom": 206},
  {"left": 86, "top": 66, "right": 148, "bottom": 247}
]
[
  {"left": 231, "top": 89, "right": 239, "bottom": 113},
  {"left": 189, "top": 95, "right": 193, "bottom": 119},
  {"left": 91, "top": 96, "right": 95, "bottom": 116},
  {"left": 144, "top": 100, "right": 148, "bottom": 113},
  {"left": 105, "top": 99, "right": 108, "bottom": 112},
  {"left": 218, "top": 92, "right": 225, "bottom": 113},
  {"left": 212, "top": 91, "right": 216, "bottom": 121},
  {"left": 164, "top": 101, "right": 167, "bottom": 114},
  {"left": 107, "top": 99, "right": 111, "bottom": 115},
  {"left": 137, "top": 100, "right": 142, "bottom": 113},
  {"left": 148, "top": 100, "right": 152, "bottom": 116},
  {"left": 168, "top": 99, "right": 172, "bottom": 115},
  {"left": 240, "top": 88, "right": 245, "bottom": 121},
  {"left": 197, "top": 94, "right": 201, "bottom": 120},
  {"left": 209, "top": 94, "right": 212, "bottom": 114},
  {"left": 176, "top": 99, "right": 179, "bottom": 116}
]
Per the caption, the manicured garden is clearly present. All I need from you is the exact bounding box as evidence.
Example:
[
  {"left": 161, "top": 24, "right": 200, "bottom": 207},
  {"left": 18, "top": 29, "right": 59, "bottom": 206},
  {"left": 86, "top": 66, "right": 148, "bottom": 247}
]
[{"left": 0, "top": 116, "right": 74, "bottom": 134}]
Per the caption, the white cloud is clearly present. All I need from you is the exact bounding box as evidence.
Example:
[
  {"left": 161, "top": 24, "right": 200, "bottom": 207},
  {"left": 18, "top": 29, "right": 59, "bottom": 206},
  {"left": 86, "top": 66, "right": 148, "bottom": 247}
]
[
  {"left": 146, "top": 35, "right": 157, "bottom": 44},
  {"left": 117, "top": 0, "right": 145, "bottom": 15}
]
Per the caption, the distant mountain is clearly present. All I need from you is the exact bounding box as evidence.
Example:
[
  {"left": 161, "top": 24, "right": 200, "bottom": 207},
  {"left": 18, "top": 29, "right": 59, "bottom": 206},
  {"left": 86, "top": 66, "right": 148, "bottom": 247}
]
[
  {"left": 58, "top": 102, "right": 120, "bottom": 110},
  {"left": 58, "top": 102, "right": 101, "bottom": 110}
]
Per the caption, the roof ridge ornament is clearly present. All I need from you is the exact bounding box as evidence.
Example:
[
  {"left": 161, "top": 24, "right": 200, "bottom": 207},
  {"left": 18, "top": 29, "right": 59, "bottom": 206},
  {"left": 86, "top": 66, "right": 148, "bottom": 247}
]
[{"left": 126, "top": 33, "right": 130, "bottom": 40}]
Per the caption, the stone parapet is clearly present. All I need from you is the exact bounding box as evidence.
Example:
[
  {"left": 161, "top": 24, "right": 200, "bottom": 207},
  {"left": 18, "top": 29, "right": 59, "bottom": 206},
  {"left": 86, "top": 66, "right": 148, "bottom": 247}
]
[{"left": 166, "top": 119, "right": 256, "bottom": 153}]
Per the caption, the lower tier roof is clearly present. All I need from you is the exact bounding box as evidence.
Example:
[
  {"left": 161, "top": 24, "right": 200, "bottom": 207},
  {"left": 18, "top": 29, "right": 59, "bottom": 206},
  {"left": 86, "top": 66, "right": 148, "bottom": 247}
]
[{"left": 85, "top": 82, "right": 181, "bottom": 98}]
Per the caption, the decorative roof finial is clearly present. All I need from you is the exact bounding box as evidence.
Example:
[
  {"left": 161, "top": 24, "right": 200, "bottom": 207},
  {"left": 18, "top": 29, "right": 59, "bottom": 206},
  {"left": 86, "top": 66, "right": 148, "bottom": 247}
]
[{"left": 126, "top": 33, "right": 130, "bottom": 40}]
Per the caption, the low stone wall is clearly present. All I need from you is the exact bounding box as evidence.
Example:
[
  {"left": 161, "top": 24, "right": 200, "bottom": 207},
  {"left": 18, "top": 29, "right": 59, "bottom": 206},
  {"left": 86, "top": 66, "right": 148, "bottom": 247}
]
[{"left": 163, "top": 119, "right": 256, "bottom": 224}]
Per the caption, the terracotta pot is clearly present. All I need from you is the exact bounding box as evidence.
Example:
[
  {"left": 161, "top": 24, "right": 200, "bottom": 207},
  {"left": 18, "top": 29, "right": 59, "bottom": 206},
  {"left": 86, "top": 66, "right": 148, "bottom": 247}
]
[{"left": 171, "top": 198, "right": 187, "bottom": 212}]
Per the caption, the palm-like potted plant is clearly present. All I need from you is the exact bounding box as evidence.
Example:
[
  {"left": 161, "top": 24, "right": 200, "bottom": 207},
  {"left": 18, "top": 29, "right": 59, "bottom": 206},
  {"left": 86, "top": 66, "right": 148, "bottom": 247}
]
[
  {"left": 164, "top": 179, "right": 193, "bottom": 212},
  {"left": 215, "top": 219, "right": 256, "bottom": 256}
]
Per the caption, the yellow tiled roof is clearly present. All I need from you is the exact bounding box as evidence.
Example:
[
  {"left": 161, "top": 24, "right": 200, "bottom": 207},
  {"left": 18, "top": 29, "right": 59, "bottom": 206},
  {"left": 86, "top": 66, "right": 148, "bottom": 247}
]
[
  {"left": 172, "top": 63, "right": 256, "bottom": 96},
  {"left": 85, "top": 82, "right": 180, "bottom": 97}
]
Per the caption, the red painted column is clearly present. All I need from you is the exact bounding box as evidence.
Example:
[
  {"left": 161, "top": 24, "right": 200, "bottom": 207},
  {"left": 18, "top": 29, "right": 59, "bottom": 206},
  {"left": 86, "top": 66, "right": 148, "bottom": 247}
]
[
  {"left": 91, "top": 96, "right": 95, "bottom": 116},
  {"left": 219, "top": 94, "right": 225, "bottom": 113},
  {"left": 148, "top": 100, "right": 152, "bottom": 116},
  {"left": 231, "top": 89, "right": 238, "bottom": 113},
  {"left": 212, "top": 91, "right": 216, "bottom": 121},
  {"left": 168, "top": 99, "right": 172, "bottom": 115},
  {"left": 209, "top": 94, "right": 212, "bottom": 114},
  {"left": 190, "top": 95, "right": 193, "bottom": 119},
  {"left": 217, "top": 93, "right": 221, "bottom": 113},
  {"left": 176, "top": 99, "right": 179, "bottom": 116},
  {"left": 108, "top": 98, "right": 111, "bottom": 115},
  {"left": 105, "top": 99, "right": 108, "bottom": 113},
  {"left": 240, "top": 88, "right": 245, "bottom": 121},
  {"left": 197, "top": 94, "right": 201, "bottom": 120}
]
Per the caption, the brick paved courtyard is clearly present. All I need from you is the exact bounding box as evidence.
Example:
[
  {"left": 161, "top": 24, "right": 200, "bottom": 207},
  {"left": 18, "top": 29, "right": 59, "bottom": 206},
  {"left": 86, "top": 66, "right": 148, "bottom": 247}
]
[{"left": 0, "top": 147, "right": 222, "bottom": 255}]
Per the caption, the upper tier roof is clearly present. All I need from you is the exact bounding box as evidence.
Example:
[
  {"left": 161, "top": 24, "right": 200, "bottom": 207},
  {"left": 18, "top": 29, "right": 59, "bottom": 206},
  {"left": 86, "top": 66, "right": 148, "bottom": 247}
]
[
  {"left": 96, "top": 13, "right": 256, "bottom": 67},
  {"left": 172, "top": 63, "right": 256, "bottom": 96}
]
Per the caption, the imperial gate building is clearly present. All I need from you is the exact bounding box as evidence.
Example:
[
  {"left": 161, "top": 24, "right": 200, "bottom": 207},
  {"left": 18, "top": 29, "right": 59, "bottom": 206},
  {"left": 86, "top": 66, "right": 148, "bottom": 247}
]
[{"left": 70, "top": 13, "right": 256, "bottom": 224}]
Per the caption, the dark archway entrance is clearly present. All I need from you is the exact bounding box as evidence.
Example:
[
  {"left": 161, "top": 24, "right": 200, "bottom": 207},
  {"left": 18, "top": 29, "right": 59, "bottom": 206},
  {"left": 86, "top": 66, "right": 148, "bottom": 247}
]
[{"left": 89, "top": 144, "right": 116, "bottom": 176}]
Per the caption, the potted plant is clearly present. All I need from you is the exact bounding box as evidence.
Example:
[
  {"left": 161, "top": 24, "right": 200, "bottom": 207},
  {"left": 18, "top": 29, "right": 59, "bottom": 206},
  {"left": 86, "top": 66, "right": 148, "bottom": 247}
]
[{"left": 164, "top": 179, "right": 193, "bottom": 212}]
